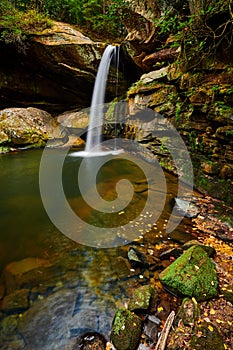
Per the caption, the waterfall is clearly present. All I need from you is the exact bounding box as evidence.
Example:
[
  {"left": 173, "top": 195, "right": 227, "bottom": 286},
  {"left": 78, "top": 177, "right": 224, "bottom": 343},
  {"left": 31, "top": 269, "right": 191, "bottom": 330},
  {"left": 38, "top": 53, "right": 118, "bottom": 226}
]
[
  {"left": 85, "top": 45, "right": 116, "bottom": 153},
  {"left": 71, "top": 45, "right": 122, "bottom": 157}
]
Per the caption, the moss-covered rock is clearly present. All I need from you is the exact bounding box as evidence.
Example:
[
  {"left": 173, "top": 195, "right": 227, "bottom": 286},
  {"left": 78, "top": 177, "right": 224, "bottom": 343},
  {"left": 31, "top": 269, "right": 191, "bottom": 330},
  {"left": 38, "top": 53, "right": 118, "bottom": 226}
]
[
  {"left": 0, "top": 107, "right": 67, "bottom": 147},
  {"left": 128, "top": 285, "right": 157, "bottom": 312},
  {"left": 159, "top": 246, "right": 218, "bottom": 301},
  {"left": 110, "top": 308, "right": 143, "bottom": 350},
  {"left": 183, "top": 240, "right": 215, "bottom": 257}
]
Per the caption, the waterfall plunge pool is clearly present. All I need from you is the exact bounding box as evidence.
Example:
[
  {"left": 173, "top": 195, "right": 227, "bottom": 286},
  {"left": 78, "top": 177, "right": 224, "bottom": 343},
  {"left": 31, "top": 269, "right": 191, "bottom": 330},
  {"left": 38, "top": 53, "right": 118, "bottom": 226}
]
[{"left": 0, "top": 148, "right": 194, "bottom": 349}]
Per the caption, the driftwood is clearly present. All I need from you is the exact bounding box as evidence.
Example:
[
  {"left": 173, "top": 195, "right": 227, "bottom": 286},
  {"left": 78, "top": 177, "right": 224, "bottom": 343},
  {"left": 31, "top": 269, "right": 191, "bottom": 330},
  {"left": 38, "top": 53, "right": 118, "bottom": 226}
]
[
  {"left": 142, "top": 47, "right": 181, "bottom": 67},
  {"left": 154, "top": 310, "right": 175, "bottom": 350}
]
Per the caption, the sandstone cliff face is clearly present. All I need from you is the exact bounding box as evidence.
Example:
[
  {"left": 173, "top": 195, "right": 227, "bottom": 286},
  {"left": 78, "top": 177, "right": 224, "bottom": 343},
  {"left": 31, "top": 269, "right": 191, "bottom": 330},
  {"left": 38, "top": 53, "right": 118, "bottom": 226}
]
[{"left": 0, "top": 22, "right": 131, "bottom": 113}]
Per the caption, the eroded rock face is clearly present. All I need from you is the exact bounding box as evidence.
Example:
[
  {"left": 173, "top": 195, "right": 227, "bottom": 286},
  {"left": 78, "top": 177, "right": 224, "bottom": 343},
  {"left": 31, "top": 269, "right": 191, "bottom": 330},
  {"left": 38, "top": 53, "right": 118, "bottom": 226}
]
[{"left": 0, "top": 22, "right": 130, "bottom": 113}]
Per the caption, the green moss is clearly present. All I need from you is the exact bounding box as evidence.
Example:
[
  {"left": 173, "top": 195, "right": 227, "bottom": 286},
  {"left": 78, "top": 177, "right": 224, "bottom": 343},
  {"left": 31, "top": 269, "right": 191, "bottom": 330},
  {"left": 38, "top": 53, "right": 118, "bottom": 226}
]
[
  {"left": 159, "top": 246, "right": 218, "bottom": 301},
  {"left": 111, "top": 308, "right": 143, "bottom": 350},
  {"left": 128, "top": 285, "right": 157, "bottom": 311}
]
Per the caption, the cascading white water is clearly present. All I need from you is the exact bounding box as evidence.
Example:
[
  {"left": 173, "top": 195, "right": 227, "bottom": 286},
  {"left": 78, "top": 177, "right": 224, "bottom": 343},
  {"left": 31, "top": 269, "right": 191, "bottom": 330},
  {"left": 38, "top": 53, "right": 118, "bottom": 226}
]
[
  {"left": 85, "top": 45, "right": 116, "bottom": 153},
  {"left": 71, "top": 45, "right": 123, "bottom": 157}
]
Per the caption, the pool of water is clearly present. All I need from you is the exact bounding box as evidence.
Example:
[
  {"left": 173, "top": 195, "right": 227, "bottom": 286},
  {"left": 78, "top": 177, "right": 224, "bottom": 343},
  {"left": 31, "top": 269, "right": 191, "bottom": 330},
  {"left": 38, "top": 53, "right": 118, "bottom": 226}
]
[{"left": 0, "top": 148, "right": 193, "bottom": 349}]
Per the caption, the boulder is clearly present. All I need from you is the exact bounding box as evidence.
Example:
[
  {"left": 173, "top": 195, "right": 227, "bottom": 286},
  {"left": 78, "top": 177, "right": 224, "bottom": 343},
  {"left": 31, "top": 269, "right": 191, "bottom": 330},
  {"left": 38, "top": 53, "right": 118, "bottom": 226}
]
[
  {"left": 159, "top": 245, "right": 218, "bottom": 301},
  {"left": 110, "top": 308, "right": 143, "bottom": 350},
  {"left": 0, "top": 107, "right": 67, "bottom": 147},
  {"left": 2, "top": 257, "right": 52, "bottom": 293}
]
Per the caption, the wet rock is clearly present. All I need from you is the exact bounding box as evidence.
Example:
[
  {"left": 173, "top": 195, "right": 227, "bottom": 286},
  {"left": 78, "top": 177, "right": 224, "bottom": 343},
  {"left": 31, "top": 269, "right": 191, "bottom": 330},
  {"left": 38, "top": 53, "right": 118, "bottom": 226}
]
[
  {"left": 111, "top": 308, "right": 143, "bottom": 350},
  {"left": 0, "top": 313, "right": 26, "bottom": 349},
  {"left": 0, "top": 108, "right": 67, "bottom": 147},
  {"left": 159, "top": 246, "right": 218, "bottom": 301},
  {"left": 0, "top": 288, "right": 29, "bottom": 314},
  {"left": 190, "top": 321, "right": 225, "bottom": 350},
  {"left": 173, "top": 197, "right": 200, "bottom": 218},
  {"left": 128, "top": 247, "right": 148, "bottom": 268},
  {"left": 159, "top": 247, "right": 183, "bottom": 260},
  {"left": 143, "top": 315, "right": 161, "bottom": 340},
  {"left": 75, "top": 332, "right": 107, "bottom": 350},
  {"left": 128, "top": 285, "right": 157, "bottom": 312}
]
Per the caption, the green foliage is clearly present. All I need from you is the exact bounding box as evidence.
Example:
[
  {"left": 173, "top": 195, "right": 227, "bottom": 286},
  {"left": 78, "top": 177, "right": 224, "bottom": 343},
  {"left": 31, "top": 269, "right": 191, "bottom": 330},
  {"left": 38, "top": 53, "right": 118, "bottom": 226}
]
[
  {"left": 154, "top": 0, "right": 233, "bottom": 71},
  {"left": 0, "top": 0, "right": 128, "bottom": 39},
  {"left": 0, "top": 1, "right": 52, "bottom": 49}
]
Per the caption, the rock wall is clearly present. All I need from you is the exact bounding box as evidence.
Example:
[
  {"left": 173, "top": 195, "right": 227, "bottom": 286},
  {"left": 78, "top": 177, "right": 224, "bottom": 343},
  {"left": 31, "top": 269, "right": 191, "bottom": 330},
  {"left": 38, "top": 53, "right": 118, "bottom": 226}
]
[
  {"left": 0, "top": 22, "right": 135, "bottom": 113},
  {"left": 126, "top": 66, "right": 233, "bottom": 205}
]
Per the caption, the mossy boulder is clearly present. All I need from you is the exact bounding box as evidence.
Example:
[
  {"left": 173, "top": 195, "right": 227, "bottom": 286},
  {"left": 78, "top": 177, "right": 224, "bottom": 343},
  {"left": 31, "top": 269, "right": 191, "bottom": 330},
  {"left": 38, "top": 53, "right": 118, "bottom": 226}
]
[
  {"left": 128, "top": 285, "right": 157, "bottom": 312},
  {"left": 159, "top": 246, "right": 218, "bottom": 301},
  {"left": 0, "top": 107, "right": 67, "bottom": 147},
  {"left": 110, "top": 308, "right": 143, "bottom": 350}
]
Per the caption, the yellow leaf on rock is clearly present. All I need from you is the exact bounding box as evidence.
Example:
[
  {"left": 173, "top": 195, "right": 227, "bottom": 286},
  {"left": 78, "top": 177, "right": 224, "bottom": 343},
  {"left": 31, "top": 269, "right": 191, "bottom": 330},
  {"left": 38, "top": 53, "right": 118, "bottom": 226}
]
[
  {"left": 208, "top": 325, "right": 214, "bottom": 332},
  {"left": 210, "top": 309, "right": 215, "bottom": 315},
  {"left": 216, "top": 319, "right": 224, "bottom": 324}
]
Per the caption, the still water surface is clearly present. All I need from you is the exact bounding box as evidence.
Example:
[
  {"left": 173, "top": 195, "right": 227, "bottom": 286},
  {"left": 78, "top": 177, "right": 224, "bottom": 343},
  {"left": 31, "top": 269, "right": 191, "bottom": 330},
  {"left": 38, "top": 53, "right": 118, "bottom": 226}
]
[{"left": 0, "top": 149, "right": 191, "bottom": 269}]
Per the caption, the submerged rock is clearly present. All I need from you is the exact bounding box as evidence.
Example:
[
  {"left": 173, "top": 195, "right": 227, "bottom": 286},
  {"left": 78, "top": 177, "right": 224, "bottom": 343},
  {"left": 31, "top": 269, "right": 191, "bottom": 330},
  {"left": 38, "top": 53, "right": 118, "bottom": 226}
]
[
  {"left": 110, "top": 308, "right": 143, "bottom": 350},
  {"left": 159, "top": 245, "right": 218, "bottom": 301},
  {"left": 0, "top": 289, "right": 29, "bottom": 314},
  {"left": 2, "top": 257, "right": 52, "bottom": 293}
]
